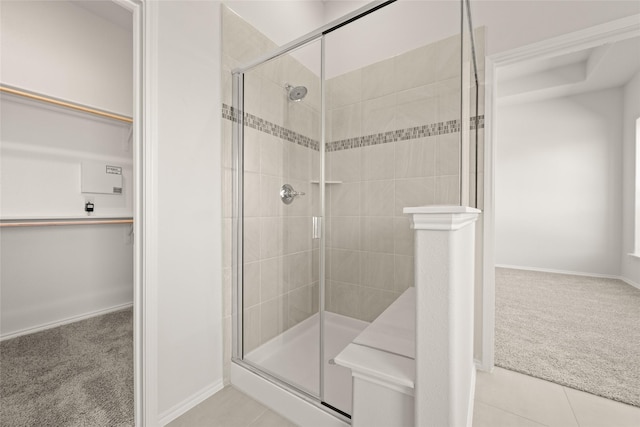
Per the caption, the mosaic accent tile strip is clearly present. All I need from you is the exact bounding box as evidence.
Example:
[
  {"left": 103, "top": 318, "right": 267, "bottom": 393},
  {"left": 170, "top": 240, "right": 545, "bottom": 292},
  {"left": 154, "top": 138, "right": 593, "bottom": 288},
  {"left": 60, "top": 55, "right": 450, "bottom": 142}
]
[
  {"left": 222, "top": 104, "right": 318, "bottom": 150},
  {"left": 222, "top": 103, "right": 484, "bottom": 153}
]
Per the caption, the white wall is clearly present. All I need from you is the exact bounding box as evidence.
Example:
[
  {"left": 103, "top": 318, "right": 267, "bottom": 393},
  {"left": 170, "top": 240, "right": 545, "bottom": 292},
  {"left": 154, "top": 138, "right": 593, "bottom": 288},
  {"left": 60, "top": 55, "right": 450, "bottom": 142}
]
[
  {"left": 496, "top": 88, "right": 624, "bottom": 276},
  {"left": 0, "top": 0, "right": 133, "bottom": 116},
  {"left": 0, "top": 1, "right": 134, "bottom": 339},
  {"left": 622, "top": 72, "right": 640, "bottom": 286},
  {"left": 151, "top": 1, "right": 223, "bottom": 422}
]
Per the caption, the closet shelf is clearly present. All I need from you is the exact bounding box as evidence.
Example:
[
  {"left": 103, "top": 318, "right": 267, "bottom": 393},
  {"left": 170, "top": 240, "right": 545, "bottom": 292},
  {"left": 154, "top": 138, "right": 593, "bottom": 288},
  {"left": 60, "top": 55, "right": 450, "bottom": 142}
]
[
  {"left": 0, "top": 218, "right": 133, "bottom": 228},
  {"left": 0, "top": 84, "right": 133, "bottom": 124}
]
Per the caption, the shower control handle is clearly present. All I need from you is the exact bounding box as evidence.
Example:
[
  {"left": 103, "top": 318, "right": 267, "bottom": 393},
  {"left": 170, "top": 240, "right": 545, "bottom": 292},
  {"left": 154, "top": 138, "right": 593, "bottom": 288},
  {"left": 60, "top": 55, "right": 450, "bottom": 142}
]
[{"left": 280, "top": 184, "right": 305, "bottom": 205}]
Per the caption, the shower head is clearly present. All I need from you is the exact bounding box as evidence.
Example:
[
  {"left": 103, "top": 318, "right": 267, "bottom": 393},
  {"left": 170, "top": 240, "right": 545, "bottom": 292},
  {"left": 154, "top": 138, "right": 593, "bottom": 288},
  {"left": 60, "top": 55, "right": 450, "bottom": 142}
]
[{"left": 285, "top": 84, "right": 307, "bottom": 102}]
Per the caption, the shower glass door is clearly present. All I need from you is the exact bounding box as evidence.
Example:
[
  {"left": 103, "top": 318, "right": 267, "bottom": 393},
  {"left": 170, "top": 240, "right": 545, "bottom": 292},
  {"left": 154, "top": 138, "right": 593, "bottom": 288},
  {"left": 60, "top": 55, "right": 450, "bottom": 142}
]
[
  {"left": 231, "top": 0, "right": 478, "bottom": 420},
  {"left": 236, "top": 38, "right": 323, "bottom": 399}
]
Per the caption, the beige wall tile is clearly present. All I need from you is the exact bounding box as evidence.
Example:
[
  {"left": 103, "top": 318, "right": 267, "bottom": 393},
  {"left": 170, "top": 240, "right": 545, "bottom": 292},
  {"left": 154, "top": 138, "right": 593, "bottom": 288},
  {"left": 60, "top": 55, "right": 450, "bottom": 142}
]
[
  {"left": 393, "top": 217, "right": 414, "bottom": 256},
  {"left": 287, "top": 251, "right": 313, "bottom": 291},
  {"left": 260, "top": 217, "right": 284, "bottom": 258},
  {"left": 260, "top": 295, "right": 288, "bottom": 344},
  {"left": 361, "top": 252, "right": 395, "bottom": 291},
  {"left": 362, "top": 57, "right": 395, "bottom": 101},
  {"left": 329, "top": 182, "right": 361, "bottom": 217},
  {"left": 361, "top": 217, "right": 394, "bottom": 254},
  {"left": 244, "top": 262, "right": 261, "bottom": 308},
  {"left": 243, "top": 172, "right": 261, "bottom": 217},
  {"left": 395, "top": 138, "right": 437, "bottom": 178},
  {"left": 260, "top": 133, "right": 284, "bottom": 177},
  {"left": 396, "top": 96, "right": 438, "bottom": 130},
  {"left": 244, "top": 127, "right": 261, "bottom": 173},
  {"left": 394, "top": 255, "right": 414, "bottom": 292},
  {"left": 436, "top": 132, "right": 460, "bottom": 176},
  {"left": 260, "top": 174, "right": 285, "bottom": 217},
  {"left": 285, "top": 217, "right": 312, "bottom": 254},
  {"left": 328, "top": 69, "right": 362, "bottom": 109},
  {"left": 360, "top": 289, "right": 399, "bottom": 322},
  {"left": 287, "top": 143, "right": 313, "bottom": 182},
  {"left": 328, "top": 148, "right": 361, "bottom": 183},
  {"left": 330, "top": 281, "right": 362, "bottom": 319},
  {"left": 362, "top": 143, "right": 395, "bottom": 181},
  {"left": 435, "top": 174, "right": 461, "bottom": 205},
  {"left": 361, "top": 180, "right": 394, "bottom": 217},
  {"left": 260, "top": 257, "right": 285, "bottom": 302},
  {"left": 394, "top": 43, "right": 437, "bottom": 91},
  {"left": 435, "top": 34, "right": 462, "bottom": 81},
  {"left": 330, "top": 249, "right": 361, "bottom": 285},
  {"left": 394, "top": 177, "right": 436, "bottom": 216},
  {"left": 330, "top": 216, "right": 361, "bottom": 251},
  {"left": 259, "top": 79, "right": 286, "bottom": 125},
  {"left": 243, "top": 218, "right": 261, "bottom": 263},
  {"left": 288, "top": 285, "right": 314, "bottom": 327},
  {"left": 330, "top": 103, "right": 361, "bottom": 141},
  {"left": 244, "top": 305, "right": 261, "bottom": 353},
  {"left": 362, "top": 93, "right": 396, "bottom": 136}
]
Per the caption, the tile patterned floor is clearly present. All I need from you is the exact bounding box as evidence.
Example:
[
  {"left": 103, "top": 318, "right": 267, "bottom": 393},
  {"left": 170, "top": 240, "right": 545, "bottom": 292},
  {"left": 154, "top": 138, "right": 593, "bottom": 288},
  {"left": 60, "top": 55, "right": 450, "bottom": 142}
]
[{"left": 168, "top": 367, "right": 640, "bottom": 427}]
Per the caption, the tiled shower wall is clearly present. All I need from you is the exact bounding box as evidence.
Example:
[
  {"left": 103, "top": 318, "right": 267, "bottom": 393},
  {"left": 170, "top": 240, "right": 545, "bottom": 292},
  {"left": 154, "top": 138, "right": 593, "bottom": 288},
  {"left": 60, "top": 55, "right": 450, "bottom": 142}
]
[
  {"left": 221, "top": 4, "right": 486, "bottom": 382},
  {"left": 323, "top": 31, "right": 486, "bottom": 321},
  {"left": 221, "top": 5, "right": 322, "bottom": 377}
]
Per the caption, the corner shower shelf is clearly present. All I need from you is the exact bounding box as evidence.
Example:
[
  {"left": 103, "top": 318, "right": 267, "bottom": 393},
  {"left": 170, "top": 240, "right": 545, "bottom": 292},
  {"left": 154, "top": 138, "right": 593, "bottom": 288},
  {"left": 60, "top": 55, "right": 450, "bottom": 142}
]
[{"left": 310, "top": 181, "right": 342, "bottom": 185}]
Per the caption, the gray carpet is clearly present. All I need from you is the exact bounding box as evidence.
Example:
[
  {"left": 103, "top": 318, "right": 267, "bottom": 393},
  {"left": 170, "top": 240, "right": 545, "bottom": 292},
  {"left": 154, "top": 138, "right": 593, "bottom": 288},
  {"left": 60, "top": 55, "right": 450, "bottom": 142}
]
[
  {"left": 0, "top": 308, "right": 134, "bottom": 426},
  {"left": 495, "top": 268, "right": 640, "bottom": 407}
]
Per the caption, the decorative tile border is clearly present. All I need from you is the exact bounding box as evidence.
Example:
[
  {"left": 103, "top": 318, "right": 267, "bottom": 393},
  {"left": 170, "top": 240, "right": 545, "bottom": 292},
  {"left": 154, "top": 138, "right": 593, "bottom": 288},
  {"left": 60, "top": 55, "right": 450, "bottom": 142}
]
[
  {"left": 222, "top": 104, "right": 318, "bottom": 150},
  {"left": 222, "top": 103, "right": 484, "bottom": 153}
]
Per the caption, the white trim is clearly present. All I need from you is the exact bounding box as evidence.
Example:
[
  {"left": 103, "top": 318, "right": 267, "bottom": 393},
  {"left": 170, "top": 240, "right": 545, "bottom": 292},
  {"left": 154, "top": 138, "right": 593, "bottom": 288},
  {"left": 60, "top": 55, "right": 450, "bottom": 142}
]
[
  {"left": 629, "top": 253, "right": 640, "bottom": 260},
  {"left": 140, "top": 1, "right": 159, "bottom": 426},
  {"left": 622, "top": 277, "right": 640, "bottom": 290},
  {"left": 231, "top": 363, "right": 349, "bottom": 427},
  {"left": 466, "top": 367, "right": 476, "bottom": 427},
  {"left": 404, "top": 206, "right": 481, "bottom": 231},
  {"left": 498, "top": 264, "right": 626, "bottom": 279},
  {"left": 481, "top": 15, "right": 640, "bottom": 376},
  {"left": 496, "top": 264, "right": 640, "bottom": 291},
  {"left": 158, "top": 380, "right": 224, "bottom": 426},
  {"left": 490, "top": 14, "right": 640, "bottom": 67},
  {"left": 0, "top": 303, "right": 133, "bottom": 342},
  {"left": 497, "top": 264, "right": 640, "bottom": 288},
  {"left": 107, "top": 1, "right": 147, "bottom": 426}
]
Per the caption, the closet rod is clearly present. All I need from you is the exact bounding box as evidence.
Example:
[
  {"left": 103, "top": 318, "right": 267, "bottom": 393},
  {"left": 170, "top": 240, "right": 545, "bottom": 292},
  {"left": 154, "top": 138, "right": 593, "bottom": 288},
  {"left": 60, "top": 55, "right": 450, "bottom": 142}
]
[
  {"left": 0, "top": 84, "right": 133, "bottom": 124},
  {"left": 0, "top": 219, "right": 133, "bottom": 228}
]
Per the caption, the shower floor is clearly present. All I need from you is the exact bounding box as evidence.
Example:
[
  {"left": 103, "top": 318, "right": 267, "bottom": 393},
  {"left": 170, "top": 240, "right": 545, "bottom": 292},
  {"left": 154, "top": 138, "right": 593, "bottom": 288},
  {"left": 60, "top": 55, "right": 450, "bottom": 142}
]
[{"left": 245, "top": 311, "right": 369, "bottom": 415}]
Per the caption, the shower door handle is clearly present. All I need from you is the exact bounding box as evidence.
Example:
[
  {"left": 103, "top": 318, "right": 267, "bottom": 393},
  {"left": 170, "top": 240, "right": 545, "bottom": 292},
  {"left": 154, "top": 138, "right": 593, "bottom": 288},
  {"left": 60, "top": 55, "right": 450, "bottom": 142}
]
[
  {"left": 312, "top": 216, "right": 321, "bottom": 239},
  {"left": 280, "top": 184, "right": 305, "bottom": 205}
]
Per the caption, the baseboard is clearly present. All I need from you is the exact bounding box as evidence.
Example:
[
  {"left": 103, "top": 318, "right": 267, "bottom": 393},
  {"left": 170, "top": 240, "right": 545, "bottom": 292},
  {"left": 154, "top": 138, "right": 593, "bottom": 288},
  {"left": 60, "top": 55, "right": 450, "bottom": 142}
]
[
  {"left": 620, "top": 276, "right": 640, "bottom": 290},
  {"left": 0, "top": 302, "right": 133, "bottom": 341},
  {"left": 158, "top": 380, "right": 224, "bottom": 426},
  {"left": 466, "top": 366, "right": 477, "bottom": 427},
  {"left": 496, "top": 264, "right": 640, "bottom": 290}
]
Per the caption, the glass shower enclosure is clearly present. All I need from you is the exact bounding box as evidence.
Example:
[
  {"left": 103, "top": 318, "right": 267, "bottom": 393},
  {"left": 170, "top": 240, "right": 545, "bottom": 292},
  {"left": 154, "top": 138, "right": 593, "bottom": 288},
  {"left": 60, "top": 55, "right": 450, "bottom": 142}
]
[{"left": 231, "top": 0, "right": 479, "bottom": 420}]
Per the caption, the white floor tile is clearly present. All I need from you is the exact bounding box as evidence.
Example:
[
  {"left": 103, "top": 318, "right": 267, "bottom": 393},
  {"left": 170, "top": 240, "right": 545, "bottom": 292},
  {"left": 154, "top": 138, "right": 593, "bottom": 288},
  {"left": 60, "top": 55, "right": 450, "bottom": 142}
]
[
  {"left": 475, "top": 368, "right": 578, "bottom": 427},
  {"left": 473, "top": 401, "right": 547, "bottom": 427},
  {"left": 564, "top": 387, "right": 640, "bottom": 427}
]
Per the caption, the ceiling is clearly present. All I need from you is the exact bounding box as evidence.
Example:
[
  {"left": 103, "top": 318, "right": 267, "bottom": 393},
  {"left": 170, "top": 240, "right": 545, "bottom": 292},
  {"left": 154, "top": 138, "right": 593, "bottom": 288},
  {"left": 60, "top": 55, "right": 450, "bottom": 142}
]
[{"left": 497, "top": 36, "right": 640, "bottom": 105}]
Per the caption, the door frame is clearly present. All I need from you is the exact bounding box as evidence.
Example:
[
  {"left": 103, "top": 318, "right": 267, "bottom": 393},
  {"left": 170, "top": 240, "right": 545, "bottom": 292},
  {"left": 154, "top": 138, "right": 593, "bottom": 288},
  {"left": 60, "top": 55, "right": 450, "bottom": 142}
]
[
  {"left": 111, "top": 0, "right": 158, "bottom": 425},
  {"left": 480, "top": 13, "right": 640, "bottom": 372}
]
